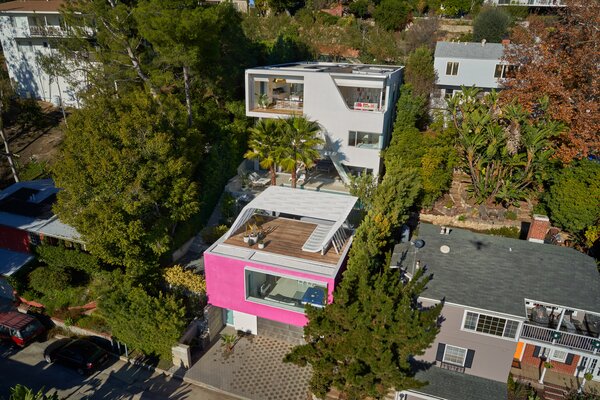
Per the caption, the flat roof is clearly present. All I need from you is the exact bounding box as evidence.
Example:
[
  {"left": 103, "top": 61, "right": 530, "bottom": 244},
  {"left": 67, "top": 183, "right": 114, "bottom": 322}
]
[
  {"left": 408, "top": 367, "right": 508, "bottom": 400},
  {"left": 392, "top": 223, "right": 600, "bottom": 317},
  {"left": 434, "top": 41, "right": 505, "bottom": 60},
  {"left": 248, "top": 62, "right": 403, "bottom": 77},
  {"left": 208, "top": 187, "right": 357, "bottom": 277},
  {"left": 0, "top": 0, "right": 63, "bottom": 13},
  {"left": 0, "top": 180, "right": 81, "bottom": 242}
]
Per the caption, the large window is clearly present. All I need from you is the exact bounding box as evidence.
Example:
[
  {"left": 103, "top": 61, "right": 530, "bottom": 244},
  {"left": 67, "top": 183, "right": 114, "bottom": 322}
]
[
  {"left": 446, "top": 62, "right": 459, "bottom": 76},
  {"left": 337, "top": 86, "right": 384, "bottom": 111},
  {"left": 348, "top": 131, "right": 382, "bottom": 149},
  {"left": 463, "top": 311, "right": 520, "bottom": 339},
  {"left": 443, "top": 345, "right": 468, "bottom": 366},
  {"left": 245, "top": 268, "right": 327, "bottom": 312}
]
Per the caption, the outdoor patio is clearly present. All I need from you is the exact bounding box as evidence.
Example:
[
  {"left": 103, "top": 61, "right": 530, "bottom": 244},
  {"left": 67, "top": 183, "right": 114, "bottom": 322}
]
[
  {"left": 184, "top": 327, "right": 312, "bottom": 400},
  {"left": 511, "top": 364, "right": 600, "bottom": 395}
]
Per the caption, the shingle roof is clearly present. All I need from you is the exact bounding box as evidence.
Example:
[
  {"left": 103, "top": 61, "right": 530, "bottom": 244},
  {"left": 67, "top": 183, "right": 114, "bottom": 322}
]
[
  {"left": 434, "top": 41, "right": 505, "bottom": 60},
  {"left": 408, "top": 367, "right": 507, "bottom": 400},
  {"left": 392, "top": 223, "right": 600, "bottom": 317},
  {"left": 0, "top": 1, "right": 63, "bottom": 13}
]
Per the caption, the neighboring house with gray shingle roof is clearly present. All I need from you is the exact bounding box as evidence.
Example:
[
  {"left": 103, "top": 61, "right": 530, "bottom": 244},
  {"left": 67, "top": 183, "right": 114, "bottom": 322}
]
[
  {"left": 393, "top": 223, "right": 600, "bottom": 400},
  {"left": 432, "top": 41, "right": 511, "bottom": 109}
]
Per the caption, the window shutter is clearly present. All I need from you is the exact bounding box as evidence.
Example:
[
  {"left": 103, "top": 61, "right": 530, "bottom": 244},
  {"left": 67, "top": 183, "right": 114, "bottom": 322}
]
[
  {"left": 435, "top": 343, "right": 446, "bottom": 362},
  {"left": 464, "top": 349, "right": 475, "bottom": 368},
  {"left": 565, "top": 353, "right": 575, "bottom": 365},
  {"left": 533, "top": 346, "right": 541, "bottom": 358}
]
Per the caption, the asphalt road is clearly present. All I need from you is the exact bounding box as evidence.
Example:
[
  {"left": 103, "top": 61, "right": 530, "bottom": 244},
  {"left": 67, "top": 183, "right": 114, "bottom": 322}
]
[{"left": 0, "top": 339, "right": 240, "bottom": 400}]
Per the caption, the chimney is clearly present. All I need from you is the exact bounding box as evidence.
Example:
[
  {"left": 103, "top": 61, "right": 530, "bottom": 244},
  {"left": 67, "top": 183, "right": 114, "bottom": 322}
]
[
  {"left": 481, "top": 39, "right": 487, "bottom": 47},
  {"left": 502, "top": 39, "right": 511, "bottom": 46},
  {"left": 527, "top": 214, "right": 550, "bottom": 243}
]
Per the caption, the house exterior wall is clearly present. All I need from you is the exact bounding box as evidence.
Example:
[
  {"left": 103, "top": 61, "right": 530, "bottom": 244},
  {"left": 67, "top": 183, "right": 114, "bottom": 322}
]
[
  {"left": 520, "top": 343, "right": 580, "bottom": 375},
  {"left": 434, "top": 56, "right": 502, "bottom": 90},
  {"left": 0, "top": 13, "right": 83, "bottom": 106},
  {"left": 204, "top": 252, "right": 336, "bottom": 327},
  {"left": 419, "top": 300, "right": 519, "bottom": 382},
  {"left": 0, "top": 225, "right": 30, "bottom": 253},
  {"left": 245, "top": 67, "right": 402, "bottom": 176}
]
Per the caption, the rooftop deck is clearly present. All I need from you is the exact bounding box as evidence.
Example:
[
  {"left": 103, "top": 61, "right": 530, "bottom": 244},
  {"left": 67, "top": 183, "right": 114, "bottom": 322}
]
[{"left": 223, "top": 216, "right": 350, "bottom": 265}]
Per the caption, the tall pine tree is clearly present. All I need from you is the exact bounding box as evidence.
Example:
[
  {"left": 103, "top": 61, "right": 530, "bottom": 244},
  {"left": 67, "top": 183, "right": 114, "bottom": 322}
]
[{"left": 285, "top": 90, "right": 442, "bottom": 399}]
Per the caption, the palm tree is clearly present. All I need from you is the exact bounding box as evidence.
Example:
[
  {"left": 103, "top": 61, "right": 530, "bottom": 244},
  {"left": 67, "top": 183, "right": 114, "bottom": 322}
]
[
  {"left": 244, "top": 119, "right": 284, "bottom": 186},
  {"left": 278, "top": 117, "right": 324, "bottom": 188}
]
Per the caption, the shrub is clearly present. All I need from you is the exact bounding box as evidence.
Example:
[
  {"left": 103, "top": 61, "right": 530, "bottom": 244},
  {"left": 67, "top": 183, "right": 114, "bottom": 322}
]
[
  {"left": 29, "top": 266, "right": 71, "bottom": 295},
  {"left": 164, "top": 265, "right": 207, "bottom": 294},
  {"left": 349, "top": 0, "right": 370, "bottom": 18},
  {"left": 505, "top": 210, "right": 518, "bottom": 221},
  {"left": 482, "top": 226, "right": 520, "bottom": 239},
  {"left": 458, "top": 215, "right": 466, "bottom": 222},
  {"left": 201, "top": 224, "right": 229, "bottom": 245},
  {"left": 374, "top": 0, "right": 411, "bottom": 31},
  {"left": 473, "top": 6, "right": 511, "bottom": 43}
]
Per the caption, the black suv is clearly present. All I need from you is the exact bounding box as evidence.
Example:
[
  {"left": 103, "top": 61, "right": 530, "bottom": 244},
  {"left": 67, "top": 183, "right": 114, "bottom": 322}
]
[{"left": 44, "top": 338, "right": 110, "bottom": 375}]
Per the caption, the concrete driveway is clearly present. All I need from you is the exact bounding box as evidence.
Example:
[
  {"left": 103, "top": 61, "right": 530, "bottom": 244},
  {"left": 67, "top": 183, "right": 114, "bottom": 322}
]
[{"left": 0, "top": 339, "right": 241, "bottom": 400}]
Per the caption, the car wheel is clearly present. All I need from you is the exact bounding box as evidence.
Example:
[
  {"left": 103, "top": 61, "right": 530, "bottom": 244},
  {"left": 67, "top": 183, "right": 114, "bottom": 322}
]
[
  {"left": 44, "top": 355, "right": 52, "bottom": 363},
  {"left": 76, "top": 368, "right": 85, "bottom": 376}
]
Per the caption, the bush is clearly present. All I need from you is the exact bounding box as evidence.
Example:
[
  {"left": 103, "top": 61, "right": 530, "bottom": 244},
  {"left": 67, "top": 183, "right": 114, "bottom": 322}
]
[
  {"left": 316, "top": 11, "right": 339, "bottom": 25},
  {"left": 473, "top": 6, "right": 511, "bottom": 43},
  {"left": 505, "top": 210, "right": 518, "bottom": 221},
  {"left": 18, "top": 159, "right": 49, "bottom": 181},
  {"left": 481, "top": 226, "right": 520, "bottom": 239},
  {"left": 349, "top": 0, "right": 370, "bottom": 18},
  {"left": 29, "top": 266, "right": 71, "bottom": 296},
  {"left": 374, "top": 0, "right": 411, "bottom": 31},
  {"left": 201, "top": 224, "right": 229, "bottom": 245},
  {"left": 164, "top": 265, "right": 207, "bottom": 294}
]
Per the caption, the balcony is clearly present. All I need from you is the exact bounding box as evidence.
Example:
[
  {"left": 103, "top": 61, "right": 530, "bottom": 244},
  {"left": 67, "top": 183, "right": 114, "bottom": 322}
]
[
  {"left": 496, "top": 0, "right": 565, "bottom": 6},
  {"left": 520, "top": 324, "right": 600, "bottom": 353},
  {"left": 251, "top": 79, "right": 304, "bottom": 115},
  {"left": 29, "top": 25, "right": 65, "bottom": 37}
]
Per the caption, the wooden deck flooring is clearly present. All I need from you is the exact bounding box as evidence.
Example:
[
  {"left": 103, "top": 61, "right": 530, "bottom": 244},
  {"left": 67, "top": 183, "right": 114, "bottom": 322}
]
[{"left": 223, "top": 217, "right": 349, "bottom": 265}]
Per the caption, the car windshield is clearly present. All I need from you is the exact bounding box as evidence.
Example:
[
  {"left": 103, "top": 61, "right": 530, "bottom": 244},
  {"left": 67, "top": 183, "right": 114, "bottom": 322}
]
[
  {"left": 70, "top": 340, "right": 104, "bottom": 360},
  {"left": 16, "top": 319, "right": 42, "bottom": 339}
]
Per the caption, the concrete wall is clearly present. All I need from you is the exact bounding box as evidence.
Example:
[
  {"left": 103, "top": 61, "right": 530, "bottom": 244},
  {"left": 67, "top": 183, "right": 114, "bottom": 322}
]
[
  {"left": 420, "top": 300, "right": 519, "bottom": 382},
  {"left": 204, "top": 252, "right": 335, "bottom": 327},
  {"left": 434, "top": 56, "right": 501, "bottom": 90},
  {"left": 245, "top": 67, "right": 403, "bottom": 175},
  {"left": 0, "top": 13, "right": 84, "bottom": 106}
]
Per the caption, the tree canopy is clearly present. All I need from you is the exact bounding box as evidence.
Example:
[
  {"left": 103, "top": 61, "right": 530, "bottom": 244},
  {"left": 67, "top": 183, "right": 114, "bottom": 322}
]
[
  {"left": 503, "top": 0, "right": 600, "bottom": 161},
  {"left": 472, "top": 6, "right": 511, "bottom": 43}
]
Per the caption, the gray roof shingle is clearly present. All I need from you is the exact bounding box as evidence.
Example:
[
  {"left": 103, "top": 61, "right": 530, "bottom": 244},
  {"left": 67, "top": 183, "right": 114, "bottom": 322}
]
[
  {"left": 392, "top": 223, "right": 600, "bottom": 317},
  {"left": 434, "top": 41, "right": 505, "bottom": 60},
  {"left": 409, "top": 367, "right": 508, "bottom": 400}
]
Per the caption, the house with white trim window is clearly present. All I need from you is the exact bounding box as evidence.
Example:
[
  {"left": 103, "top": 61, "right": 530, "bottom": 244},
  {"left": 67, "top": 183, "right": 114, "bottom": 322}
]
[
  {"left": 432, "top": 41, "right": 511, "bottom": 110},
  {"left": 244, "top": 62, "right": 403, "bottom": 182},
  {"left": 0, "top": 0, "right": 85, "bottom": 106},
  {"left": 392, "top": 221, "right": 600, "bottom": 400}
]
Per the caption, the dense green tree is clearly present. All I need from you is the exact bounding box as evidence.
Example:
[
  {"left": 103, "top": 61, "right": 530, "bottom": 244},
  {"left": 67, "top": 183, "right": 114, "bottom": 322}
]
[
  {"left": 448, "top": 88, "right": 562, "bottom": 206},
  {"left": 244, "top": 119, "right": 284, "bottom": 185},
  {"left": 404, "top": 46, "right": 437, "bottom": 98},
  {"left": 349, "top": 0, "right": 371, "bottom": 18},
  {"left": 441, "top": 0, "right": 473, "bottom": 17},
  {"left": 543, "top": 160, "right": 600, "bottom": 235},
  {"left": 473, "top": 6, "right": 511, "bottom": 43},
  {"left": 347, "top": 172, "right": 378, "bottom": 211},
  {"left": 100, "top": 284, "right": 187, "bottom": 360},
  {"left": 277, "top": 117, "right": 324, "bottom": 188},
  {"left": 53, "top": 90, "right": 201, "bottom": 284},
  {"left": 374, "top": 0, "right": 411, "bottom": 31}
]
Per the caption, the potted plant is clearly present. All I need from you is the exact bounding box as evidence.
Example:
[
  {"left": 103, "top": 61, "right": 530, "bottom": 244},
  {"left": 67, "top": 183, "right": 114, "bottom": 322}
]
[
  {"left": 257, "top": 239, "right": 265, "bottom": 249},
  {"left": 243, "top": 224, "right": 251, "bottom": 243},
  {"left": 257, "top": 93, "right": 270, "bottom": 109}
]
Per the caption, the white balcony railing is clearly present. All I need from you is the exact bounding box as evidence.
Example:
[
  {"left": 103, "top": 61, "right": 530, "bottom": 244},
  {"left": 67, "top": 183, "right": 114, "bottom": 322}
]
[
  {"left": 495, "top": 0, "right": 565, "bottom": 6},
  {"left": 29, "top": 25, "right": 65, "bottom": 37},
  {"left": 520, "top": 324, "right": 599, "bottom": 353}
]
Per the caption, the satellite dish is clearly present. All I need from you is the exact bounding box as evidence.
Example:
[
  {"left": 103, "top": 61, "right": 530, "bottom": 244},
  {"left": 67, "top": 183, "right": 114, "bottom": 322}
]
[{"left": 414, "top": 239, "right": 425, "bottom": 249}]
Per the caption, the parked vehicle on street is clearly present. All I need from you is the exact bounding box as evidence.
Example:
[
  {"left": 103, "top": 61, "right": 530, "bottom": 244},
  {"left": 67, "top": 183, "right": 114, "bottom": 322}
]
[
  {"left": 44, "top": 338, "right": 110, "bottom": 375},
  {"left": 0, "top": 311, "right": 46, "bottom": 347}
]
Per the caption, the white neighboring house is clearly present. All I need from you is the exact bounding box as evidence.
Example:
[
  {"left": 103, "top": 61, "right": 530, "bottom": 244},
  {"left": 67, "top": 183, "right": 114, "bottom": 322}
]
[
  {"left": 245, "top": 62, "right": 403, "bottom": 180},
  {"left": 0, "top": 0, "right": 84, "bottom": 107},
  {"left": 432, "top": 41, "right": 510, "bottom": 110}
]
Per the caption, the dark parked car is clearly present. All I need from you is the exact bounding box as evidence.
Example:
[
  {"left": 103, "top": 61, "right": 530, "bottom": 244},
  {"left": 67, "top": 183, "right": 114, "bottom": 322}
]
[
  {"left": 44, "top": 338, "right": 110, "bottom": 375},
  {"left": 0, "top": 311, "right": 46, "bottom": 347}
]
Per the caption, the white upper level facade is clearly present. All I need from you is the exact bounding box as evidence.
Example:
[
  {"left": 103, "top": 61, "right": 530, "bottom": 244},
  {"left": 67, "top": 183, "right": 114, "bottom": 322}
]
[
  {"left": 434, "top": 41, "right": 509, "bottom": 92},
  {"left": 245, "top": 62, "right": 403, "bottom": 176},
  {"left": 0, "top": 0, "right": 84, "bottom": 106}
]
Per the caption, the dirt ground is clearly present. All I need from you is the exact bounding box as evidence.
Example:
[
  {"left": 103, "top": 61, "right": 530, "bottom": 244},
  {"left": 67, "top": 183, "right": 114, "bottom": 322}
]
[{"left": 0, "top": 101, "right": 65, "bottom": 189}]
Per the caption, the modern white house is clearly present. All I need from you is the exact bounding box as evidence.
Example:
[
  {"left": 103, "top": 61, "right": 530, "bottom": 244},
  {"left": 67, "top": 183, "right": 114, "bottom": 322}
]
[
  {"left": 245, "top": 62, "right": 403, "bottom": 181},
  {"left": 0, "top": 0, "right": 84, "bottom": 107},
  {"left": 432, "top": 41, "right": 509, "bottom": 109}
]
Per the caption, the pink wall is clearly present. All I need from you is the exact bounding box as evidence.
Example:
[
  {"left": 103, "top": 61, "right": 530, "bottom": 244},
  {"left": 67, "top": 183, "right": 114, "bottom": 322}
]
[{"left": 205, "top": 252, "right": 336, "bottom": 327}]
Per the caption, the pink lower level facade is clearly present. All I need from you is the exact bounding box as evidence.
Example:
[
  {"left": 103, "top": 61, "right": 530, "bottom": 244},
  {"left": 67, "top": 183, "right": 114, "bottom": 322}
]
[{"left": 205, "top": 252, "right": 336, "bottom": 329}]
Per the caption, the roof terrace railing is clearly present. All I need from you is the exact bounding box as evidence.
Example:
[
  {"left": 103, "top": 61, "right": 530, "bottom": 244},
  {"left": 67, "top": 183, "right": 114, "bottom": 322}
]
[{"left": 520, "top": 324, "right": 599, "bottom": 353}]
